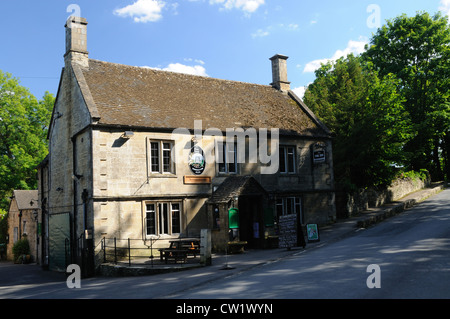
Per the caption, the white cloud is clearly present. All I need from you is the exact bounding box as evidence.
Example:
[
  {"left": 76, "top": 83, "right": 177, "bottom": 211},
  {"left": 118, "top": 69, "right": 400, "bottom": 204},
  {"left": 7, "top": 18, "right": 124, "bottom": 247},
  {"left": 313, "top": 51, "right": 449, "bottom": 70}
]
[
  {"left": 209, "top": 0, "right": 265, "bottom": 13},
  {"left": 251, "top": 23, "right": 298, "bottom": 39},
  {"left": 114, "top": 0, "right": 165, "bottom": 23},
  {"left": 251, "top": 28, "right": 270, "bottom": 38},
  {"left": 143, "top": 62, "right": 208, "bottom": 77},
  {"left": 286, "top": 23, "right": 298, "bottom": 30},
  {"left": 184, "top": 58, "right": 205, "bottom": 65},
  {"left": 164, "top": 63, "right": 208, "bottom": 76},
  {"left": 303, "top": 59, "right": 330, "bottom": 73},
  {"left": 439, "top": 0, "right": 450, "bottom": 23},
  {"left": 303, "top": 38, "right": 368, "bottom": 73},
  {"left": 292, "top": 86, "right": 307, "bottom": 100}
]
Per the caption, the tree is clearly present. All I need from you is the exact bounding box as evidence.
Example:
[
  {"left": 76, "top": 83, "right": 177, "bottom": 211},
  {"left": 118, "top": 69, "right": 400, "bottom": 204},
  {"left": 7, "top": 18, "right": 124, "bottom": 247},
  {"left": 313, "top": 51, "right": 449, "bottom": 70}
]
[
  {"left": 0, "top": 70, "right": 54, "bottom": 213},
  {"left": 363, "top": 12, "right": 450, "bottom": 180},
  {"left": 303, "top": 54, "right": 411, "bottom": 189}
]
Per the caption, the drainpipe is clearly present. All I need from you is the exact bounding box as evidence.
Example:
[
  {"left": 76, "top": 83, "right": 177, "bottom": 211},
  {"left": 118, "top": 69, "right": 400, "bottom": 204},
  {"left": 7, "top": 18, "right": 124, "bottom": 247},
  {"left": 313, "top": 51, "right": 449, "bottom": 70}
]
[
  {"left": 72, "top": 135, "right": 78, "bottom": 265},
  {"left": 71, "top": 124, "right": 93, "bottom": 276},
  {"left": 18, "top": 210, "right": 22, "bottom": 240}
]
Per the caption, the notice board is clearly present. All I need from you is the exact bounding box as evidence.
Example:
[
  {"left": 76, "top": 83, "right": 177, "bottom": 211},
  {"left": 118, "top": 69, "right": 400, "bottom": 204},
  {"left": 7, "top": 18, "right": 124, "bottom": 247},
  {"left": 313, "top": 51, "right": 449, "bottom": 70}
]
[{"left": 278, "top": 214, "right": 297, "bottom": 249}]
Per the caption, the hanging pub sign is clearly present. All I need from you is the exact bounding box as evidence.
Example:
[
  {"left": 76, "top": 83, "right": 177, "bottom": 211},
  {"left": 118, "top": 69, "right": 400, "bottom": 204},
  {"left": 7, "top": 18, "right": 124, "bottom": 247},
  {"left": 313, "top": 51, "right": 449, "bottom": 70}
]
[
  {"left": 313, "top": 142, "right": 326, "bottom": 164},
  {"left": 188, "top": 145, "right": 206, "bottom": 175}
]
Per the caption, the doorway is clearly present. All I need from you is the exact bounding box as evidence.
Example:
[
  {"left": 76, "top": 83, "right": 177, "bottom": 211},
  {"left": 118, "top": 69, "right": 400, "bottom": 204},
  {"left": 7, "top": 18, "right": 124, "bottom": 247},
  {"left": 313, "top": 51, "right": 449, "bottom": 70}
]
[{"left": 238, "top": 195, "right": 264, "bottom": 249}]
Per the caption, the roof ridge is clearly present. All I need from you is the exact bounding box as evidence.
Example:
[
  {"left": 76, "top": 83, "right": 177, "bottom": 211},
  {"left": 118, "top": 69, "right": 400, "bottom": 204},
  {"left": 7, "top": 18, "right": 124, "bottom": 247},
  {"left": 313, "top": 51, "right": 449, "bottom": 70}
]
[
  {"left": 80, "top": 58, "right": 331, "bottom": 137},
  {"left": 87, "top": 58, "right": 273, "bottom": 89}
]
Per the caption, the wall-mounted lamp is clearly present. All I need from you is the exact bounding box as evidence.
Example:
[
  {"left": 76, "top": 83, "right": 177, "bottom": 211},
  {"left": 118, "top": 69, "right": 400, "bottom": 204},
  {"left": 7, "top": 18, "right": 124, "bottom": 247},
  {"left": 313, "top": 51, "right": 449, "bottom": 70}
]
[{"left": 122, "top": 131, "right": 134, "bottom": 139}]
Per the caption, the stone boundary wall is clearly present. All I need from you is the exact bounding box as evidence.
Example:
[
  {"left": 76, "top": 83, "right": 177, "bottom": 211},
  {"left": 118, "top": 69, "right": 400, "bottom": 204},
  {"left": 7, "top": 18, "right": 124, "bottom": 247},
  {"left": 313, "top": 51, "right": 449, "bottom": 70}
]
[
  {"left": 355, "top": 183, "right": 445, "bottom": 228},
  {"left": 336, "top": 177, "right": 430, "bottom": 218}
]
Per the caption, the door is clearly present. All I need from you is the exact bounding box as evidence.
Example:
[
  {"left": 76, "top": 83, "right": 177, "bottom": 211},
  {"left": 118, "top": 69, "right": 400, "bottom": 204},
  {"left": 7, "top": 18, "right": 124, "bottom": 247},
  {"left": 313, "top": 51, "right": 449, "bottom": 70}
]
[
  {"left": 238, "top": 196, "right": 264, "bottom": 249},
  {"left": 48, "top": 212, "right": 71, "bottom": 272}
]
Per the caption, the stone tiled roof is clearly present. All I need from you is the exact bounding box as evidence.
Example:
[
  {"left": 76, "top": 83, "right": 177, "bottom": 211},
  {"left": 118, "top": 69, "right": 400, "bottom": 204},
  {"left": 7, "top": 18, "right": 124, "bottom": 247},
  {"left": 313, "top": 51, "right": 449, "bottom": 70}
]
[
  {"left": 208, "top": 176, "right": 268, "bottom": 204},
  {"left": 12, "top": 190, "right": 38, "bottom": 211},
  {"left": 78, "top": 59, "right": 330, "bottom": 137}
]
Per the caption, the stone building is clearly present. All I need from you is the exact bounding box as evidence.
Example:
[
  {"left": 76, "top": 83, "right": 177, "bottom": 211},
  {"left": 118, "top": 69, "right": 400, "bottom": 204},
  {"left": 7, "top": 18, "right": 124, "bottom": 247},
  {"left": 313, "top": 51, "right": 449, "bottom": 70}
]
[
  {"left": 5, "top": 190, "right": 39, "bottom": 262},
  {"left": 38, "top": 17, "right": 336, "bottom": 273}
]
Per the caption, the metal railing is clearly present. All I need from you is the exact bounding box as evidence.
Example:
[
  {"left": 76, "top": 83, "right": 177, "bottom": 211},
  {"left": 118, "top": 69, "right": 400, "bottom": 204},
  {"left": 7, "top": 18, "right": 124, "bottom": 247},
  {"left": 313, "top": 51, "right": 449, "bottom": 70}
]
[{"left": 100, "top": 237, "right": 162, "bottom": 267}]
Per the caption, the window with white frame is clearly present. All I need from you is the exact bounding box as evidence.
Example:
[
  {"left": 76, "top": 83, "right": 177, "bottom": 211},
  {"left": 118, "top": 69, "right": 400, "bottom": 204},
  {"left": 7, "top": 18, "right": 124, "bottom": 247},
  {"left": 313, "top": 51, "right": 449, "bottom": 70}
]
[
  {"left": 279, "top": 145, "right": 296, "bottom": 173},
  {"left": 149, "top": 140, "right": 175, "bottom": 174},
  {"left": 217, "top": 141, "right": 238, "bottom": 174},
  {"left": 276, "top": 197, "right": 303, "bottom": 224},
  {"left": 145, "top": 201, "right": 182, "bottom": 236}
]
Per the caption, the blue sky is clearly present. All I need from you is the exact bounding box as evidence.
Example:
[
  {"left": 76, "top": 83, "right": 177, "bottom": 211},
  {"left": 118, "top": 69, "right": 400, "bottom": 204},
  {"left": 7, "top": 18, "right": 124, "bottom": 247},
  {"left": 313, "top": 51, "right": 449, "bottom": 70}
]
[{"left": 0, "top": 0, "right": 448, "bottom": 100}]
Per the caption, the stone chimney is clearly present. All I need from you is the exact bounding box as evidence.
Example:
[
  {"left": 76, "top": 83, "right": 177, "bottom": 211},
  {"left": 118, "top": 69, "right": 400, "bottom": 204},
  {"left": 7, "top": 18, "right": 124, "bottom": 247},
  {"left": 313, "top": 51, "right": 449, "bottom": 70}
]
[
  {"left": 270, "top": 54, "right": 290, "bottom": 92},
  {"left": 64, "top": 16, "right": 89, "bottom": 68}
]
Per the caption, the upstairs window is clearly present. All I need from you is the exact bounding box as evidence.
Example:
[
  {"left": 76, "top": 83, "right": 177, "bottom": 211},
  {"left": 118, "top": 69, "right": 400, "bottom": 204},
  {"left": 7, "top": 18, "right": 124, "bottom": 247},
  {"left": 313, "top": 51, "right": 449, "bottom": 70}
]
[
  {"left": 217, "top": 141, "right": 238, "bottom": 174},
  {"left": 279, "top": 145, "right": 296, "bottom": 173},
  {"left": 149, "top": 140, "right": 175, "bottom": 174}
]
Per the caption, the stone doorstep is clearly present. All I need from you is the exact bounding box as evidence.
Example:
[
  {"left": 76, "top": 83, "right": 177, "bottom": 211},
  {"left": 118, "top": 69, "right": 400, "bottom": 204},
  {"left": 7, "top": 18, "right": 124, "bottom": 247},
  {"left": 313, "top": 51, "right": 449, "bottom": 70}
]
[{"left": 355, "top": 184, "right": 445, "bottom": 229}]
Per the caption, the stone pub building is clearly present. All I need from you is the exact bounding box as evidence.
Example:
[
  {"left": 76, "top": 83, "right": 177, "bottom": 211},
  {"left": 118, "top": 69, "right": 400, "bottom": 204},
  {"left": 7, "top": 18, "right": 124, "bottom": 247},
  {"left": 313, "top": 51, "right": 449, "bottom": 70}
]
[{"left": 38, "top": 16, "right": 336, "bottom": 273}]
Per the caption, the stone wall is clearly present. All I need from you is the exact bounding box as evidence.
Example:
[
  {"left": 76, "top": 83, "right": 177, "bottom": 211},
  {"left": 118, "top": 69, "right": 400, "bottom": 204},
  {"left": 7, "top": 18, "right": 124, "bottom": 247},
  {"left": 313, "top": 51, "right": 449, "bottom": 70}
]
[{"left": 336, "top": 176, "right": 430, "bottom": 218}]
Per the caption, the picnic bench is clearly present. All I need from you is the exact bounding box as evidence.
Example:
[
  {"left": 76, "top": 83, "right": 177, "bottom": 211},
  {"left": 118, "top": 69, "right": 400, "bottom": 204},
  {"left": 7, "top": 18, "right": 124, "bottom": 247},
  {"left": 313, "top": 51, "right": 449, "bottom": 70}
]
[
  {"left": 227, "top": 241, "right": 247, "bottom": 254},
  {"left": 159, "top": 238, "right": 200, "bottom": 264}
]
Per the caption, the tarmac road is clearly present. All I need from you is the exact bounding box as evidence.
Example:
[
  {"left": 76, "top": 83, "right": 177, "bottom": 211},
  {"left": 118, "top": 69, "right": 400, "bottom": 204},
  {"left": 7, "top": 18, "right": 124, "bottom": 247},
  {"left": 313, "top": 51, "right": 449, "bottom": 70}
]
[
  {"left": 167, "top": 189, "right": 450, "bottom": 299},
  {"left": 0, "top": 188, "right": 448, "bottom": 300}
]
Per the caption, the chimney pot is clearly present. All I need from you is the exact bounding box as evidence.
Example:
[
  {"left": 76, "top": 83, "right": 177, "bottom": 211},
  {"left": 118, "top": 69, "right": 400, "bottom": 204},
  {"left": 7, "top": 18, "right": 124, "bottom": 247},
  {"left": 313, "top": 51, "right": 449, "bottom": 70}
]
[
  {"left": 270, "top": 54, "right": 290, "bottom": 92},
  {"left": 64, "top": 16, "right": 89, "bottom": 67}
]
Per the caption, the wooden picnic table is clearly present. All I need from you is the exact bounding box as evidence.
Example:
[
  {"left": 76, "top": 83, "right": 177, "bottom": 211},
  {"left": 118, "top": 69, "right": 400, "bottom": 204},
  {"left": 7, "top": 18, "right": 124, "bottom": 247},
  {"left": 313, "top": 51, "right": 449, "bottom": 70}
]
[{"left": 158, "top": 238, "right": 200, "bottom": 264}]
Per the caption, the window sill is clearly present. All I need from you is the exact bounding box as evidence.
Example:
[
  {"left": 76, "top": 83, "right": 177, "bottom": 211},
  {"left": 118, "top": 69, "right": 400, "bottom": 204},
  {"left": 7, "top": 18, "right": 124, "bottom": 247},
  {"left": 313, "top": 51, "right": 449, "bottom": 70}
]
[
  {"left": 149, "top": 174, "right": 178, "bottom": 178},
  {"left": 146, "top": 234, "right": 181, "bottom": 240}
]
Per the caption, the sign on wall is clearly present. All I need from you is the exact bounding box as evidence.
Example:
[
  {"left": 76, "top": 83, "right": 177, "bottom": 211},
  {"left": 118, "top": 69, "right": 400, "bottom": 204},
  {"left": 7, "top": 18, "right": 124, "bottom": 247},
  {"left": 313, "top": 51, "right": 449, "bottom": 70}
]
[
  {"left": 313, "top": 142, "right": 326, "bottom": 164},
  {"left": 188, "top": 145, "right": 206, "bottom": 175}
]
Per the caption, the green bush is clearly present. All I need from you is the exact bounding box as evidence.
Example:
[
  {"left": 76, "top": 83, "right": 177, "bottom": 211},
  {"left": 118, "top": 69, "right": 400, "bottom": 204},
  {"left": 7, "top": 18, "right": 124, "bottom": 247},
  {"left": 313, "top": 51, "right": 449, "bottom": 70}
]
[
  {"left": 12, "top": 236, "right": 30, "bottom": 262},
  {"left": 398, "top": 169, "right": 430, "bottom": 182}
]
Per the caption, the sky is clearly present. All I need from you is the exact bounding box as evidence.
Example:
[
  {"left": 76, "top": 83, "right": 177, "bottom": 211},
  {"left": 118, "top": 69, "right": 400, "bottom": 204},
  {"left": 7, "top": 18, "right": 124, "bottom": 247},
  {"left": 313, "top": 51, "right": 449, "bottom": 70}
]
[{"left": 0, "top": 0, "right": 449, "bottom": 101}]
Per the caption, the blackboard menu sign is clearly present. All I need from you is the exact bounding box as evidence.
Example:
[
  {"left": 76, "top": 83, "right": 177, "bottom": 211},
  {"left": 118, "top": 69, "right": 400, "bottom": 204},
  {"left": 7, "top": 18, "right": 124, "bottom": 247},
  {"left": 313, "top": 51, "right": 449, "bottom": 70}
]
[{"left": 278, "top": 214, "right": 297, "bottom": 249}]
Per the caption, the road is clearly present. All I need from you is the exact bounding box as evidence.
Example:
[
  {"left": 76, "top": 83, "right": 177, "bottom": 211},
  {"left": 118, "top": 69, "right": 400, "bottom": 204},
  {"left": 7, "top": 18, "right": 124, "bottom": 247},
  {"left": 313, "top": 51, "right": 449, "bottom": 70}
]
[
  {"left": 167, "top": 188, "right": 450, "bottom": 299},
  {"left": 1, "top": 189, "right": 449, "bottom": 300}
]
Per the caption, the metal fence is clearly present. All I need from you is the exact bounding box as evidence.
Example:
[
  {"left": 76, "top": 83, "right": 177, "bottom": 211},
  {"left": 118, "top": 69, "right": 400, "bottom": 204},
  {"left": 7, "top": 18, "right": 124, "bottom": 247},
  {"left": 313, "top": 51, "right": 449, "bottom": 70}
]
[{"left": 100, "top": 237, "right": 162, "bottom": 267}]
